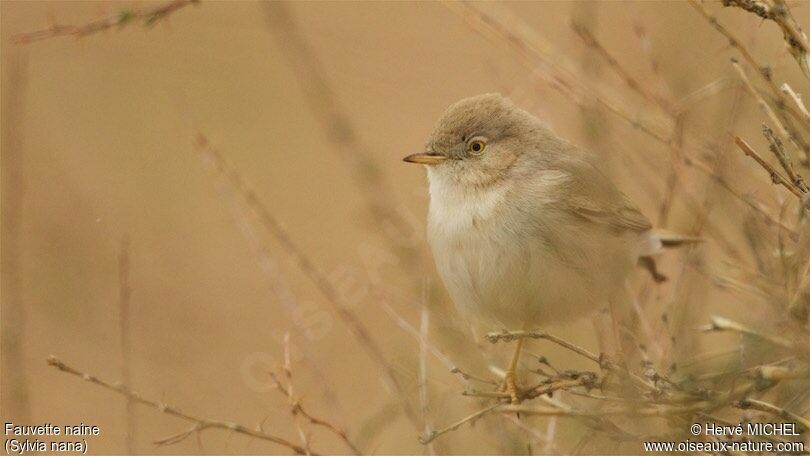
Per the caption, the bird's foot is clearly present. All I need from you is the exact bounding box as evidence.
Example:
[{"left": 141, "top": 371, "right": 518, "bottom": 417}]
[{"left": 499, "top": 370, "right": 523, "bottom": 404}]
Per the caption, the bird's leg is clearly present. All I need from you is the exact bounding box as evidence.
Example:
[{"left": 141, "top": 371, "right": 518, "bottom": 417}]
[{"left": 499, "top": 337, "right": 524, "bottom": 404}]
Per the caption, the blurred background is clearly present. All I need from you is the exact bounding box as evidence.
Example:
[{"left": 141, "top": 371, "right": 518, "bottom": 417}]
[{"left": 2, "top": 1, "right": 808, "bottom": 454}]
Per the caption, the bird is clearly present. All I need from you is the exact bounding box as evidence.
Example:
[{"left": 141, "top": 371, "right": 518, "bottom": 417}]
[{"left": 403, "top": 93, "right": 693, "bottom": 403}]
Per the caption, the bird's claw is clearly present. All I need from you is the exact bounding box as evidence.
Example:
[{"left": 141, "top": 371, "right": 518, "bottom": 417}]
[{"left": 499, "top": 370, "right": 522, "bottom": 404}]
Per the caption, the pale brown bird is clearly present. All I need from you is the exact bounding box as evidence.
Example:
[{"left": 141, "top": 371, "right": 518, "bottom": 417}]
[{"left": 404, "top": 93, "right": 693, "bottom": 402}]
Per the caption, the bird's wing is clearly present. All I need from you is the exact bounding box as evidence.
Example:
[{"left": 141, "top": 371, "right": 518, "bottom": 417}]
[
  {"left": 566, "top": 190, "right": 652, "bottom": 233},
  {"left": 558, "top": 153, "right": 652, "bottom": 235}
]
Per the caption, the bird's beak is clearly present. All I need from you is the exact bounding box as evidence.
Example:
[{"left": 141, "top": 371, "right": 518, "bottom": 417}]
[{"left": 402, "top": 153, "right": 448, "bottom": 165}]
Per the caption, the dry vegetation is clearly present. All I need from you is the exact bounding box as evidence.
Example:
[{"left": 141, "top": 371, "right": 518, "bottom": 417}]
[{"left": 2, "top": 1, "right": 809, "bottom": 454}]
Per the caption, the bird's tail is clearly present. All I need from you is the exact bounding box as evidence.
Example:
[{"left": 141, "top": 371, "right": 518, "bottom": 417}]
[{"left": 652, "top": 229, "right": 703, "bottom": 248}]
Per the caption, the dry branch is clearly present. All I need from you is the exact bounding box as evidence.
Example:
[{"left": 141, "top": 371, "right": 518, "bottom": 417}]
[
  {"left": 46, "top": 356, "right": 315, "bottom": 455},
  {"left": 734, "top": 136, "right": 809, "bottom": 205},
  {"left": 703, "top": 315, "right": 798, "bottom": 350},
  {"left": 722, "top": 0, "right": 810, "bottom": 75},
  {"left": 12, "top": 0, "right": 197, "bottom": 44},
  {"left": 190, "top": 133, "right": 418, "bottom": 423},
  {"left": 118, "top": 237, "right": 136, "bottom": 454},
  {"left": 269, "top": 335, "right": 362, "bottom": 455}
]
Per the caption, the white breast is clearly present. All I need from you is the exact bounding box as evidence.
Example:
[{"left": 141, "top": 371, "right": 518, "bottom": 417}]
[
  {"left": 426, "top": 168, "right": 527, "bottom": 328},
  {"left": 425, "top": 166, "right": 597, "bottom": 330}
]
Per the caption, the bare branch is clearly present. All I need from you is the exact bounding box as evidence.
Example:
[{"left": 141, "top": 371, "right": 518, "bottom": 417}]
[
  {"left": 12, "top": 0, "right": 197, "bottom": 44},
  {"left": 46, "top": 356, "right": 314, "bottom": 455}
]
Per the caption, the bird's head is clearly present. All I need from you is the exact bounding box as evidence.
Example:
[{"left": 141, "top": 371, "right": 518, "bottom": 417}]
[{"left": 403, "top": 93, "right": 547, "bottom": 188}]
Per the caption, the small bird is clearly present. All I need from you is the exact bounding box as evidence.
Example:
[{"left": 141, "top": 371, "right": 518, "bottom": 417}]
[{"left": 404, "top": 94, "right": 690, "bottom": 402}]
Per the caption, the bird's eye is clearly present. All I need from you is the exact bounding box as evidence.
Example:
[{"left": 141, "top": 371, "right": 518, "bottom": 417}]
[{"left": 467, "top": 139, "right": 486, "bottom": 155}]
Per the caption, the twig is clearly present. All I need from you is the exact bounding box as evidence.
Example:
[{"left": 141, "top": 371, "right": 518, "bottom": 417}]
[
  {"left": 268, "top": 336, "right": 362, "bottom": 456},
  {"left": 735, "top": 398, "right": 810, "bottom": 431},
  {"left": 689, "top": 0, "right": 808, "bottom": 126},
  {"left": 703, "top": 315, "right": 797, "bottom": 350},
  {"left": 734, "top": 136, "right": 807, "bottom": 201},
  {"left": 450, "top": 366, "right": 498, "bottom": 387},
  {"left": 190, "top": 133, "right": 417, "bottom": 423},
  {"left": 418, "top": 297, "right": 436, "bottom": 456},
  {"left": 12, "top": 0, "right": 197, "bottom": 44},
  {"left": 782, "top": 83, "right": 810, "bottom": 119},
  {"left": 419, "top": 403, "right": 502, "bottom": 445},
  {"left": 571, "top": 22, "right": 672, "bottom": 112},
  {"left": 501, "top": 402, "right": 709, "bottom": 418},
  {"left": 378, "top": 300, "right": 460, "bottom": 377},
  {"left": 0, "top": 49, "right": 30, "bottom": 422},
  {"left": 685, "top": 152, "right": 799, "bottom": 238},
  {"left": 118, "top": 237, "right": 135, "bottom": 454},
  {"left": 445, "top": 2, "right": 674, "bottom": 145},
  {"left": 486, "top": 330, "right": 600, "bottom": 365},
  {"left": 722, "top": 0, "right": 810, "bottom": 75},
  {"left": 731, "top": 60, "right": 791, "bottom": 139},
  {"left": 762, "top": 125, "right": 810, "bottom": 194},
  {"left": 46, "top": 356, "right": 315, "bottom": 455}
]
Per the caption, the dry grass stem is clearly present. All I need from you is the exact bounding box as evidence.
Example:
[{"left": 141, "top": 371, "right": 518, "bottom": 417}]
[
  {"left": 571, "top": 22, "right": 672, "bottom": 113},
  {"left": 419, "top": 403, "right": 502, "bottom": 445},
  {"left": 190, "top": 133, "right": 416, "bottom": 419},
  {"left": 118, "top": 237, "right": 136, "bottom": 454},
  {"left": 1, "top": 50, "right": 30, "bottom": 423},
  {"left": 734, "top": 136, "right": 809, "bottom": 204},
  {"left": 446, "top": 2, "right": 673, "bottom": 145},
  {"left": 703, "top": 315, "right": 798, "bottom": 350},
  {"left": 736, "top": 398, "right": 810, "bottom": 431},
  {"left": 12, "top": 0, "right": 197, "bottom": 44},
  {"left": 722, "top": 0, "right": 810, "bottom": 75},
  {"left": 782, "top": 83, "right": 810, "bottom": 118}
]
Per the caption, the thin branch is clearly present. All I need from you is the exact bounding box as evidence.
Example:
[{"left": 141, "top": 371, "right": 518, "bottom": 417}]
[
  {"left": 485, "top": 330, "right": 600, "bottom": 365},
  {"left": 445, "top": 1, "right": 674, "bottom": 145},
  {"left": 418, "top": 294, "right": 436, "bottom": 456},
  {"left": 46, "top": 356, "right": 315, "bottom": 455},
  {"left": 571, "top": 21, "right": 672, "bottom": 113},
  {"left": 12, "top": 0, "right": 197, "bottom": 44},
  {"left": 0, "top": 48, "right": 30, "bottom": 423},
  {"left": 782, "top": 83, "right": 810, "bottom": 119},
  {"left": 734, "top": 136, "right": 807, "bottom": 201},
  {"left": 731, "top": 60, "right": 791, "bottom": 138},
  {"left": 419, "top": 403, "right": 502, "bottom": 445},
  {"left": 703, "top": 315, "right": 798, "bottom": 350},
  {"left": 735, "top": 398, "right": 810, "bottom": 431},
  {"left": 118, "top": 237, "right": 136, "bottom": 454},
  {"left": 722, "top": 0, "right": 810, "bottom": 75},
  {"left": 689, "top": 0, "right": 808, "bottom": 126},
  {"left": 762, "top": 125, "right": 810, "bottom": 194},
  {"left": 190, "top": 133, "right": 417, "bottom": 422},
  {"left": 268, "top": 337, "right": 361, "bottom": 456}
]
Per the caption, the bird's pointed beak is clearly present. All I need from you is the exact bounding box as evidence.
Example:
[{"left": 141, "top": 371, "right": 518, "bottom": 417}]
[{"left": 402, "top": 153, "right": 448, "bottom": 165}]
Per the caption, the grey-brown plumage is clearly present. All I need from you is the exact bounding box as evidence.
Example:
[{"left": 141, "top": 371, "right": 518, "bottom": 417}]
[{"left": 405, "top": 93, "right": 662, "bottom": 332}]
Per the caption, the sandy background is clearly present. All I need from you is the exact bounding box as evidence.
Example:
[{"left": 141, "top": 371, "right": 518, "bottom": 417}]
[{"left": 2, "top": 1, "right": 808, "bottom": 454}]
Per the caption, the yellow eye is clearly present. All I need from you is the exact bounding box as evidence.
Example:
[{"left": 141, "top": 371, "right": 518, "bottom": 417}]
[{"left": 468, "top": 139, "right": 486, "bottom": 155}]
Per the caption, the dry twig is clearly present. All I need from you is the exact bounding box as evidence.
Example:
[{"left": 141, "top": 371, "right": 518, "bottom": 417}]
[
  {"left": 46, "top": 356, "right": 315, "bottom": 455},
  {"left": 12, "top": 0, "right": 197, "bottom": 44},
  {"left": 268, "top": 335, "right": 362, "bottom": 455}
]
